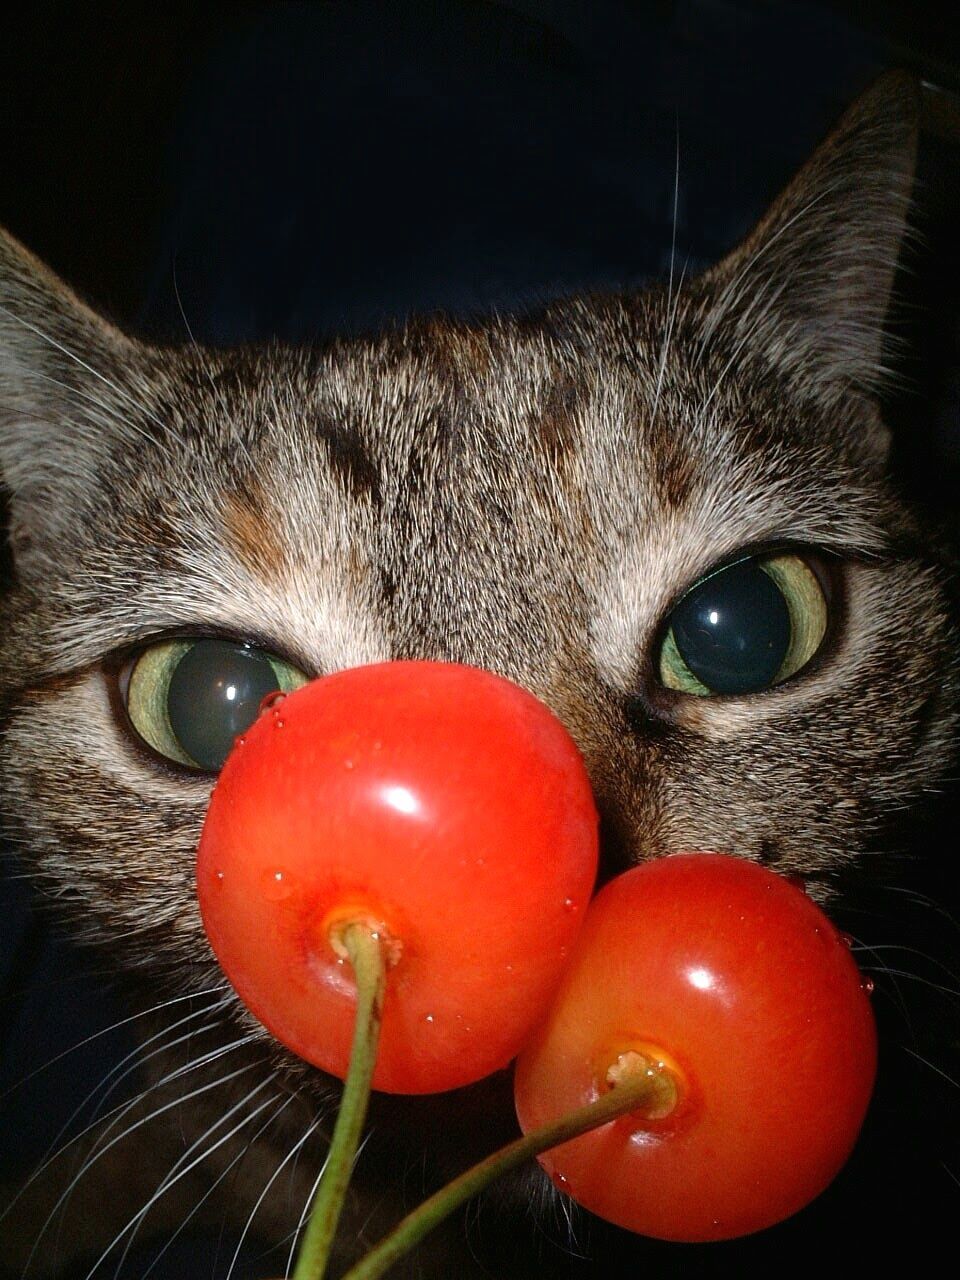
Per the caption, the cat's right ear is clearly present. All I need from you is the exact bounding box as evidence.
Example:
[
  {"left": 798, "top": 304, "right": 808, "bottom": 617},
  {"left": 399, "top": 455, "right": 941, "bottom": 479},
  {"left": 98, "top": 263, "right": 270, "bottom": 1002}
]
[
  {"left": 0, "top": 227, "right": 137, "bottom": 581},
  {"left": 697, "top": 71, "right": 919, "bottom": 427}
]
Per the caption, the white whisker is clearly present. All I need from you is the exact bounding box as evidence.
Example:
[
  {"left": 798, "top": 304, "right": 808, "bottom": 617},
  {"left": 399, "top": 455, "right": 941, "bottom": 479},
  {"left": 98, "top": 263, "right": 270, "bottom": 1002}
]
[
  {"left": 87, "top": 1077, "right": 281, "bottom": 1279},
  {"left": 284, "top": 1131, "right": 332, "bottom": 1280},
  {"left": 225, "top": 1113, "right": 326, "bottom": 1280},
  {"left": 0, "top": 986, "right": 226, "bottom": 1105},
  {"left": 22, "top": 1059, "right": 260, "bottom": 1277},
  {"left": 141, "top": 1093, "right": 294, "bottom": 1279},
  {"left": 901, "top": 1045, "right": 960, "bottom": 1090}
]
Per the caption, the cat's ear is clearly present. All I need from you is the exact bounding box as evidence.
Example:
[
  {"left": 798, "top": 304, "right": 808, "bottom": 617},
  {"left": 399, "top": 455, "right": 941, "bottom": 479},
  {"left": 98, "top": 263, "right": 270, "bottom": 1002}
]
[
  {"left": 0, "top": 227, "right": 137, "bottom": 579},
  {"left": 699, "top": 71, "right": 919, "bottom": 414}
]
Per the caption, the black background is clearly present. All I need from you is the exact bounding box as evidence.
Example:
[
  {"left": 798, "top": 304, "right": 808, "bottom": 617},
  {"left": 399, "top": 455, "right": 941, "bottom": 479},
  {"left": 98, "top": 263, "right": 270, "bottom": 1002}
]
[{"left": 1, "top": 3, "right": 959, "bottom": 1277}]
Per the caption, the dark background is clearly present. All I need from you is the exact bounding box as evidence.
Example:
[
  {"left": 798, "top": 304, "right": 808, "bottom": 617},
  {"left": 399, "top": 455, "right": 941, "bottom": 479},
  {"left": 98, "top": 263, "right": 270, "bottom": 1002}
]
[{"left": 1, "top": 2, "right": 959, "bottom": 1276}]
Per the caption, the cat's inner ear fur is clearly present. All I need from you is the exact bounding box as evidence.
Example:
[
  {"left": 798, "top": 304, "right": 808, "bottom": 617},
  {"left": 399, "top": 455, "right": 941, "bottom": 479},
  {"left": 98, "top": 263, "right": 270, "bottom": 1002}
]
[
  {"left": 0, "top": 228, "right": 137, "bottom": 581},
  {"left": 698, "top": 71, "right": 919, "bottom": 429}
]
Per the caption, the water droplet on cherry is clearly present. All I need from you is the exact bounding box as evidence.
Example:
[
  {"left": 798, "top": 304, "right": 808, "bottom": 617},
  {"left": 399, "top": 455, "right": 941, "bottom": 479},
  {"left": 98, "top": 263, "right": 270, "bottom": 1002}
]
[
  {"left": 260, "top": 868, "right": 293, "bottom": 902},
  {"left": 260, "top": 690, "right": 287, "bottom": 714},
  {"left": 860, "top": 976, "right": 875, "bottom": 995}
]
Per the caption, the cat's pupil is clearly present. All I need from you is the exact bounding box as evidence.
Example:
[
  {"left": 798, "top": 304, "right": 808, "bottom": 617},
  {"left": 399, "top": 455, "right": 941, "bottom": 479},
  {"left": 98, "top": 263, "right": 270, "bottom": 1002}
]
[
  {"left": 670, "top": 560, "right": 792, "bottom": 695},
  {"left": 167, "top": 641, "right": 281, "bottom": 769}
]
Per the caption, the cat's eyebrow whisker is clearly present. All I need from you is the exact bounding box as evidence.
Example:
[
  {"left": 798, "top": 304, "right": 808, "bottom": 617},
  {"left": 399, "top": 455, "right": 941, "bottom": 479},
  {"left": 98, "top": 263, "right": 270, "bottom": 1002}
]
[
  {"left": 169, "top": 265, "right": 258, "bottom": 471},
  {"left": 21, "top": 1058, "right": 261, "bottom": 1277},
  {"left": 225, "top": 1112, "right": 328, "bottom": 1280},
  {"left": 88, "top": 1075, "right": 282, "bottom": 1280},
  {"left": 140, "top": 1091, "right": 295, "bottom": 1280},
  {"left": 649, "top": 125, "right": 685, "bottom": 428},
  {"left": 650, "top": 256, "right": 690, "bottom": 428}
]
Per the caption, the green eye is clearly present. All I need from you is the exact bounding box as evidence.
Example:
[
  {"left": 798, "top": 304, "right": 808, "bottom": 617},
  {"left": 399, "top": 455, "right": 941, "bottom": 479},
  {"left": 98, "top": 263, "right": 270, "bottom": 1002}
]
[
  {"left": 659, "top": 553, "right": 829, "bottom": 697},
  {"left": 125, "top": 638, "right": 309, "bottom": 770}
]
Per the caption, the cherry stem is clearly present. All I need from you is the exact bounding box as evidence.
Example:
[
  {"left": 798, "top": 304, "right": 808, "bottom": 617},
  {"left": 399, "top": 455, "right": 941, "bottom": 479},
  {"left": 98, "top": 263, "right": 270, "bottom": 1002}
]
[
  {"left": 339, "top": 1061, "right": 676, "bottom": 1280},
  {"left": 291, "top": 922, "right": 387, "bottom": 1280}
]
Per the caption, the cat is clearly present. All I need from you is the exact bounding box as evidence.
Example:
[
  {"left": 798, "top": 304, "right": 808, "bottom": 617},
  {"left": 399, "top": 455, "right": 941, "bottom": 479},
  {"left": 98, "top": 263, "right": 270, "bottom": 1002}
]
[{"left": 1, "top": 69, "right": 957, "bottom": 1277}]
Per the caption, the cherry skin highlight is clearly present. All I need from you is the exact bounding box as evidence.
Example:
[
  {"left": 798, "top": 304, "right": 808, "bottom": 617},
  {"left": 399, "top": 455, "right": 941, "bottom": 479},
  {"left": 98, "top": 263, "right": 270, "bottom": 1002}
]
[
  {"left": 196, "top": 661, "right": 598, "bottom": 1094},
  {"left": 514, "top": 854, "right": 877, "bottom": 1242}
]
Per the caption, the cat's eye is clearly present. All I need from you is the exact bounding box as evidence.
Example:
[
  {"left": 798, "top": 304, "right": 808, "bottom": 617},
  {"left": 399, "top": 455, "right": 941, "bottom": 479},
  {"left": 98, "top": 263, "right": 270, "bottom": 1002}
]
[
  {"left": 658, "top": 552, "right": 829, "bottom": 697},
  {"left": 123, "top": 638, "right": 309, "bottom": 770}
]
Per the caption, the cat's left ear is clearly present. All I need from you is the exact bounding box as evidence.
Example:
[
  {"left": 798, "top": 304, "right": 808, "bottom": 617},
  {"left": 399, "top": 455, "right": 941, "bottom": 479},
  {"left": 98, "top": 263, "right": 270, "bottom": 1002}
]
[
  {"left": 699, "top": 71, "right": 919, "bottom": 418},
  {"left": 0, "top": 227, "right": 139, "bottom": 579}
]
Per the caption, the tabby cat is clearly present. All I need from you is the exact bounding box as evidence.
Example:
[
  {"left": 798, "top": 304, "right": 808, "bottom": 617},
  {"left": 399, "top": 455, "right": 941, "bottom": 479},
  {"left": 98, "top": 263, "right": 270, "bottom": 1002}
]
[{"left": 0, "top": 71, "right": 957, "bottom": 1277}]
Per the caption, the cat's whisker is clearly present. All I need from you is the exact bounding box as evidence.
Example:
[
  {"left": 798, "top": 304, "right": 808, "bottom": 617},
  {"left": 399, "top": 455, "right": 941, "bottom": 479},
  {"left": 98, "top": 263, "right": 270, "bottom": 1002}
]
[
  {"left": 860, "top": 965, "right": 960, "bottom": 1002},
  {"left": 170, "top": 266, "right": 258, "bottom": 473},
  {"left": 842, "top": 934, "right": 912, "bottom": 1025},
  {"left": 0, "top": 1018, "right": 237, "bottom": 1232},
  {"left": 649, "top": 125, "right": 685, "bottom": 427},
  {"left": 0, "top": 986, "right": 226, "bottom": 1104},
  {"left": 854, "top": 942, "right": 960, "bottom": 987},
  {"left": 900, "top": 1045, "right": 960, "bottom": 1091},
  {"left": 90, "top": 1076, "right": 282, "bottom": 1280},
  {"left": 225, "top": 1111, "right": 327, "bottom": 1280},
  {"left": 140, "top": 1091, "right": 295, "bottom": 1279},
  {"left": 878, "top": 885, "right": 960, "bottom": 932},
  {"left": 22, "top": 1058, "right": 261, "bottom": 1278},
  {"left": 45, "top": 1010, "right": 235, "bottom": 1266},
  {"left": 284, "top": 1127, "right": 335, "bottom": 1279},
  {"left": 38, "top": 1002, "right": 230, "bottom": 1181}
]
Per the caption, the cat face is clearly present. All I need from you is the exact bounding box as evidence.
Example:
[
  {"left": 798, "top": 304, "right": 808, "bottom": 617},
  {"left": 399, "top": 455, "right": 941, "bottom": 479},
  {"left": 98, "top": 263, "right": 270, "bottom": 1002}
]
[{"left": 0, "top": 71, "right": 956, "bottom": 1272}]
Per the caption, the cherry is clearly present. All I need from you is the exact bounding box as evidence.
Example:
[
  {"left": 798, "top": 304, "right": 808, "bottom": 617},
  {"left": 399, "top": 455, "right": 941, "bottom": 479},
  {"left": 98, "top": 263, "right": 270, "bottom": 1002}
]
[
  {"left": 514, "top": 854, "right": 877, "bottom": 1242},
  {"left": 196, "top": 660, "right": 598, "bottom": 1095}
]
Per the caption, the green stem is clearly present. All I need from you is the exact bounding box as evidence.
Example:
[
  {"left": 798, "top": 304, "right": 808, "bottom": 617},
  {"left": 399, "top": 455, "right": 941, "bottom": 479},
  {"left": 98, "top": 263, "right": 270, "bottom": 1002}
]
[
  {"left": 340, "top": 1063, "right": 675, "bottom": 1280},
  {"left": 292, "top": 922, "right": 387, "bottom": 1280}
]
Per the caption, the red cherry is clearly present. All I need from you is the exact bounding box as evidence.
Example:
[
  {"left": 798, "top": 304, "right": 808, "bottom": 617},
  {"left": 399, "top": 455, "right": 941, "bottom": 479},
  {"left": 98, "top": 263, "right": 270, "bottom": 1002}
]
[
  {"left": 514, "top": 854, "right": 876, "bottom": 1242},
  {"left": 197, "top": 661, "right": 598, "bottom": 1095}
]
